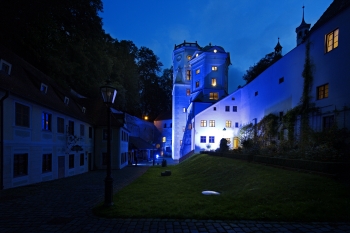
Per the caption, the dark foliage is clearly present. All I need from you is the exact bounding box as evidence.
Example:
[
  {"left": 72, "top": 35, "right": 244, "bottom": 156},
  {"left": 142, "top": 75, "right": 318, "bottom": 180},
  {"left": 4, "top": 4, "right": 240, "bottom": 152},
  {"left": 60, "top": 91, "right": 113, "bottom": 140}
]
[{"left": 243, "top": 52, "right": 282, "bottom": 83}]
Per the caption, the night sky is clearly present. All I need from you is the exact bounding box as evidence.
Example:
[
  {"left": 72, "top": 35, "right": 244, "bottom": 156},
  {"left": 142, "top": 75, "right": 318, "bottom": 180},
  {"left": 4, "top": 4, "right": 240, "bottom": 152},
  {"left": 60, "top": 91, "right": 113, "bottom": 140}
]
[{"left": 100, "top": 0, "right": 332, "bottom": 92}]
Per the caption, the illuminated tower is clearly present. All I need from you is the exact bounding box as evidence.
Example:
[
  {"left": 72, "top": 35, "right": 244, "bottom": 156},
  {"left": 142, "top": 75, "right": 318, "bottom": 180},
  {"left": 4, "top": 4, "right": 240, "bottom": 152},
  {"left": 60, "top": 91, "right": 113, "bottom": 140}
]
[
  {"left": 296, "top": 6, "right": 311, "bottom": 46},
  {"left": 172, "top": 41, "right": 231, "bottom": 159},
  {"left": 172, "top": 41, "right": 200, "bottom": 160}
]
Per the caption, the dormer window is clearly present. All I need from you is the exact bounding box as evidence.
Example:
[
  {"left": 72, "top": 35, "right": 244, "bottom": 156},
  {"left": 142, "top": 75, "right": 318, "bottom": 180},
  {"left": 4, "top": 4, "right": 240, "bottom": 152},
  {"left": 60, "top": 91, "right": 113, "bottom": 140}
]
[
  {"left": 82, "top": 107, "right": 86, "bottom": 113},
  {"left": 64, "top": 97, "right": 69, "bottom": 105},
  {"left": 0, "top": 59, "right": 12, "bottom": 75},
  {"left": 40, "top": 83, "right": 48, "bottom": 94}
]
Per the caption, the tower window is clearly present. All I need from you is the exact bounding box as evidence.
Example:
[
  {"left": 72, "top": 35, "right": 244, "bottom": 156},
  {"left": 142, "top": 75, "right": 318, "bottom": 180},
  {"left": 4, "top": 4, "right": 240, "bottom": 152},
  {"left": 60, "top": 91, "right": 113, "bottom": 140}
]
[
  {"left": 326, "top": 29, "right": 339, "bottom": 53},
  {"left": 255, "top": 91, "right": 258, "bottom": 96},
  {"left": 209, "top": 120, "right": 215, "bottom": 127},
  {"left": 196, "top": 69, "right": 200, "bottom": 74},
  {"left": 183, "top": 108, "right": 186, "bottom": 113},
  {"left": 209, "top": 92, "right": 218, "bottom": 100},
  {"left": 279, "top": 77, "right": 284, "bottom": 84},
  {"left": 195, "top": 81, "right": 200, "bottom": 88},
  {"left": 186, "top": 89, "right": 190, "bottom": 96},
  {"left": 212, "top": 66, "right": 218, "bottom": 71},
  {"left": 186, "top": 70, "right": 191, "bottom": 80},
  {"left": 187, "top": 55, "right": 191, "bottom": 60},
  {"left": 317, "top": 84, "right": 329, "bottom": 100},
  {"left": 211, "top": 78, "right": 217, "bottom": 86}
]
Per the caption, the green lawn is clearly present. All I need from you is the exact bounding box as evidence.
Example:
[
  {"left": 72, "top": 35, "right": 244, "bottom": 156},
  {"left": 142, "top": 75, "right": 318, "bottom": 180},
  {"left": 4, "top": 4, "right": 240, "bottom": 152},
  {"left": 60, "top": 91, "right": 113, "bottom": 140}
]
[{"left": 93, "top": 154, "right": 350, "bottom": 221}]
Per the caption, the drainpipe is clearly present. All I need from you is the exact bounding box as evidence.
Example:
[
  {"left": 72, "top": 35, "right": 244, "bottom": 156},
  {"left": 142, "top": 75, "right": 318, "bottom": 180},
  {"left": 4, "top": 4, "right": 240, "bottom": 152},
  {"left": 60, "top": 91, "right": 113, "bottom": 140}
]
[{"left": 1, "top": 91, "right": 9, "bottom": 190}]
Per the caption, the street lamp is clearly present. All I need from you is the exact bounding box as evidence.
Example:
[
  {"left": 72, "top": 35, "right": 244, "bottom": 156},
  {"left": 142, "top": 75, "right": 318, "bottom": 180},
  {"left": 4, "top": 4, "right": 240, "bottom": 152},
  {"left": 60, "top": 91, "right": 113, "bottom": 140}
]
[{"left": 100, "top": 80, "right": 117, "bottom": 206}]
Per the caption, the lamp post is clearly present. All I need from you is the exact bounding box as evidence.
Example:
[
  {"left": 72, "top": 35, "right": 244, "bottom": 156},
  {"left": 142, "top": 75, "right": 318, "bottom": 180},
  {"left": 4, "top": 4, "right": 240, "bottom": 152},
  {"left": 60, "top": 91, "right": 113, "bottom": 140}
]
[{"left": 100, "top": 80, "right": 117, "bottom": 206}]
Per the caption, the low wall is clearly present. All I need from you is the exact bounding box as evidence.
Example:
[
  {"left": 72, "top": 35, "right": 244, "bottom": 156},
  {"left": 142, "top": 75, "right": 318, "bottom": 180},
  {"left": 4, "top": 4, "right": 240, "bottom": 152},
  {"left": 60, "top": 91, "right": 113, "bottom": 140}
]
[{"left": 204, "top": 151, "right": 350, "bottom": 176}]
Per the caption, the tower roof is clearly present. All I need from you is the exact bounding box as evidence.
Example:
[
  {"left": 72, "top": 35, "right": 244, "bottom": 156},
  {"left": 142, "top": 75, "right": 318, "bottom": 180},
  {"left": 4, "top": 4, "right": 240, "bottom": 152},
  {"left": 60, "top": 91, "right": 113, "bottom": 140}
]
[
  {"left": 274, "top": 38, "right": 282, "bottom": 52},
  {"left": 295, "top": 6, "right": 311, "bottom": 32}
]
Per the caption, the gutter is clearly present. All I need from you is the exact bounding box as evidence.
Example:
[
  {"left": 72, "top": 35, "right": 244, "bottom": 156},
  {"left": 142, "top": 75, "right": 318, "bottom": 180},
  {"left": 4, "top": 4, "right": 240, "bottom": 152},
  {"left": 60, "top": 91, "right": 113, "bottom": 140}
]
[{"left": 0, "top": 91, "right": 9, "bottom": 190}]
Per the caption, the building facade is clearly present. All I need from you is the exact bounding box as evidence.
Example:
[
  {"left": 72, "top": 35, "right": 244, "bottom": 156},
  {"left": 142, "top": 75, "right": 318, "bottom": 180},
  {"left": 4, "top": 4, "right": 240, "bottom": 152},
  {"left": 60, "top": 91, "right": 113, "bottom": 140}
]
[{"left": 172, "top": 0, "right": 350, "bottom": 159}]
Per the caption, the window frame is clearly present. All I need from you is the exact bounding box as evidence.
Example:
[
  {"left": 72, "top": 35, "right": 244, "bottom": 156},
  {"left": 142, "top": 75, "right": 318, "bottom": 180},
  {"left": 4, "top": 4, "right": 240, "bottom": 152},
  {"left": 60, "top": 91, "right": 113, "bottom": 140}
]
[
  {"left": 211, "top": 78, "right": 217, "bottom": 86},
  {"left": 317, "top": 83, "right": 329, "bottom": 100},
  {"left": 186, "top": 70, "right": 191, "bottom": 80},
  {"left": 42, "top": 153, "right": 52, "bottom": 173},
  {"left": 209, "top": 92, "right": 218, "bottom": 100},
  {"left": 325, "top": 28, "right": 339, "bottom": 53},
  {"left": 69, "top": 154, "right": 75, "bottom": 169},
  {"left": 200, "top": 136, "right": 206, "bottom": 143},
  {"left": 14, "top": 153, "right": 28, "bottom": 177},
  {"left": 15, "top": 102, "right": 30, "bottom": 128},
  {"left": 232, "top": 106, "right": 238, "bottom": 112},
  {"left": 42, "top": 112, "right": 52, "bottom": 131},
  {"left": 57, "top": 117, "right": 64, "bottom": 133},
  {"left": 209, "top": 120, "right": 215, "bottom": 127},
  {"left": 200, "top": 120, "right": 207, "bottom": 127},
  {"left": 209, "top": 136, "right": 215, "bottom": 143},
  {"left": 225, "top": 120, "right": 232, "bottom": 128}
]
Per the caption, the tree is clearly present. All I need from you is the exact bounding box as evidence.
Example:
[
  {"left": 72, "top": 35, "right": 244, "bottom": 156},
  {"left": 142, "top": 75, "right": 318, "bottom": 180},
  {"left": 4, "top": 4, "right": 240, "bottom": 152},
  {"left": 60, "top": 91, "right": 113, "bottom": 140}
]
[{"left": 243, "top": 52, "right": 282, "bottom": 83}]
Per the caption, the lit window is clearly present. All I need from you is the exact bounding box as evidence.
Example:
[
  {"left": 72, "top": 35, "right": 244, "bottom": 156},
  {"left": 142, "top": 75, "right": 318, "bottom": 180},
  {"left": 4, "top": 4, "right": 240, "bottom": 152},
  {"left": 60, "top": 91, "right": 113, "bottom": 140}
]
[
  {"left": 200, "top": 120, "right": 207, "bottom": 127},
  {"left": 211, "top": 78, "right": 217, "bottom": 86},
  {"left": 15, "top": 103, "right": 30, "bottom": 127},
  {"left": 209, "top": 92, "right": 218, "bottom": 100},
  {"left": 232, "top": 106, "right": 237, "bottom": 112},
  {"left": 212, "top": 66, "right": 218, "bottom": 71},
  {"left": 162, "top": 137, "right": 166, "bottom": 142},
  {"left": 42, "top": 112, "right": 52, "bottom": 131},
  {"left": 40, "top": 83, "right": 48, "bottom": 94},
  {"left": 214, "top": 49, "right": 217, "bottom": 53},
  {"left": 326, "top": 29, "right": 339, "bottom": 53},
  {"left": 279, "top": 77, "right": 284, "bottom": 84},
  {"left": 0, "top": 59, "right": 12, "bottom": 75},
  {"left": 196, "top": 54, "right": 198, "bottom": 57},
  {"left": 209, "top": 136, "right": 215, "bottom": 143},
  {"left": 186, "top": 70, "right": 191, "bottom": 80},
  {"left": 200, "top": 136, "right": 206, "bottom": 143},
  {"left": 225, "top": 106, "right": 229, "bottom": 112},
  {"left": 183, "top": 108, "right": 186, "bottom": 113},
  {"left": 187, "top": 55, "right": 191, "bottom": 60},
  {"left": 186, "top": 89, "right": 190, "bottom": 96},
  {"left": 323, "top": 115, "right": 334, "bottom": 130},
  {"left": 196, "top": 81, "right": 200, "bottom": 88},
  {"left": 196, "top": 69, "right": 200, "bottom": 74},
  {"left": 317, "top": 84, "right": 329, "bottom": 100},
  {"left": 226, "top": 120, "right": 232, "bottom": 128},
  {"left": 209, "top": 120, "right": 215, "bottom": 127}
]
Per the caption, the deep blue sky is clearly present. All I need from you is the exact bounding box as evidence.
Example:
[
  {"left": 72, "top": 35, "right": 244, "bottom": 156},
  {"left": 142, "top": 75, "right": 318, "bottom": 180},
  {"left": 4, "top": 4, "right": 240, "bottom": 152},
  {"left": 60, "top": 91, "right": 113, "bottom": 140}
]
[{"left": 100, "top": 0, "right": 332, "bottom": 92}]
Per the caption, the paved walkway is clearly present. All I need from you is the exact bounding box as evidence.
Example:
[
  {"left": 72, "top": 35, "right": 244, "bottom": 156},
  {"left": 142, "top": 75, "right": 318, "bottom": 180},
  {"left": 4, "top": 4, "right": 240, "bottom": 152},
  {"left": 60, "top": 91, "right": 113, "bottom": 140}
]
[{"left": 0, "top": 165, "right": 349, "bottom": 233}]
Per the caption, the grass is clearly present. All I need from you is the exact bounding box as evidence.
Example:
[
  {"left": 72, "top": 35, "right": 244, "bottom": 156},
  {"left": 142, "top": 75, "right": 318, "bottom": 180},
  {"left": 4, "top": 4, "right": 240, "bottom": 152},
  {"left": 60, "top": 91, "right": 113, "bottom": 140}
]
[{"left": 93, "top": 154, "right": 350, "bottom": 221}]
